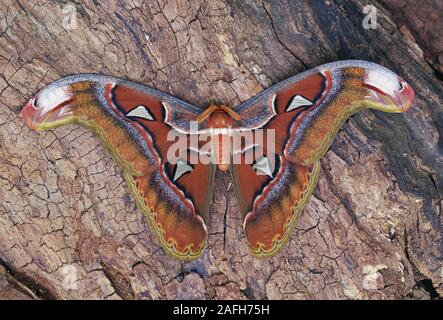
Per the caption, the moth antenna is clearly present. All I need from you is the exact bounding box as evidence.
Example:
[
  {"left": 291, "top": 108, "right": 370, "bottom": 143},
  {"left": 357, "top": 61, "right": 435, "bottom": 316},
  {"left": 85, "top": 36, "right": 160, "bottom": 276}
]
[
  {"left": 220, "top": 105, "right": 241, "bottom": 121},
  {"left": 196, "top": 105, "right": 218, "bottom": 123}
]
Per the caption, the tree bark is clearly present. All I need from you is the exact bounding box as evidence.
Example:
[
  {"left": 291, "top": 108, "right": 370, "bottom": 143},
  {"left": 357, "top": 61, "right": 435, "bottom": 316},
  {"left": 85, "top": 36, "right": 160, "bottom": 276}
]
[{"left": 0, "top": 0, "right": 441, "bottom": 299}]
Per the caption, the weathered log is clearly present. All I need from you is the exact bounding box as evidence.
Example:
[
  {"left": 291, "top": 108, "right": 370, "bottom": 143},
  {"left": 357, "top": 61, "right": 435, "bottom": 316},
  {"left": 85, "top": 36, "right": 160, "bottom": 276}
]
[{"left": 0, "top": 0, "right": 441, "bottom": 299}]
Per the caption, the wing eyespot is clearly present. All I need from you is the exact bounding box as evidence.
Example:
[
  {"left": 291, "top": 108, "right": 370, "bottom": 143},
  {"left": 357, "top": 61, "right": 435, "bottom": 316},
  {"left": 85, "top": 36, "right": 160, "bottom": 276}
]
[
  {"left": 173, "top": 158, "right": 193, "bottom": 182},
  {"left": 126, "top": 105, "right": 155, "bottom": 121},
  {"left": 285, "top": 95, "right": 313, "bottom": 112},
  {"left": 252, "top": 156, "right": 274, "bottom": 178}
]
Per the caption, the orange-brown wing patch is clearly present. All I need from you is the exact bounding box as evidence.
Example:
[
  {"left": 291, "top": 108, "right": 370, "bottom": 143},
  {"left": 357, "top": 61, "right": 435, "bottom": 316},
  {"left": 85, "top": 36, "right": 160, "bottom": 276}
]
[
  {"left": 242, "top": 161, "right": 320, "bottom": 257},
  {"left": 126, "top": 172, "right": 207, "bottom": 259}
]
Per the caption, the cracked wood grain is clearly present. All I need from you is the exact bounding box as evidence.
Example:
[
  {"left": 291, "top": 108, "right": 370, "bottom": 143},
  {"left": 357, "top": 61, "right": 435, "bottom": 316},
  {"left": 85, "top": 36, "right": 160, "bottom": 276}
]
[{"left": 0, "top": 0, "right": 442, "bottom": 299}]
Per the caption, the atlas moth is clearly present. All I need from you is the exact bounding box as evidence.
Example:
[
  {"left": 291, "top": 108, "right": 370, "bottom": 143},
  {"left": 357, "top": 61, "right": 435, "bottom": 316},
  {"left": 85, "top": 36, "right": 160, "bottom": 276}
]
[{"left": 22, "top": 60, "right": 414, "bottom": 259}]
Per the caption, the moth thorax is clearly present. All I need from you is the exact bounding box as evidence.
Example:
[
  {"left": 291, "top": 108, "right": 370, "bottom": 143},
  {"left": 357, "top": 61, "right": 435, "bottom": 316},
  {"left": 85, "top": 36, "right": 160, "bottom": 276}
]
[
  {"left": 203, "top": 107, "right": 232, "bottom": 171},
  {"left": 210, "top": 126, "right": 231, "bottom": 172}
]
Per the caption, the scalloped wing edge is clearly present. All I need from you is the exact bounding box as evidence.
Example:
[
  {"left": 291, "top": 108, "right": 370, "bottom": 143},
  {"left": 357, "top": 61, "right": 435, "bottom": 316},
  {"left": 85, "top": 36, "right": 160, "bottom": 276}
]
[{"left": 125, "top": 172, "right": 206, "bottom": 260}]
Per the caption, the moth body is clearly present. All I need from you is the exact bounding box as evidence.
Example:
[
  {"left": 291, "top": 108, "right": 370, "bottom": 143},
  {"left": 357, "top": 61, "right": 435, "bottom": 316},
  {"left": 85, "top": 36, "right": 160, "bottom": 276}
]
[{"left": 206, "top": 106, "right": 236, "bottom": 171}]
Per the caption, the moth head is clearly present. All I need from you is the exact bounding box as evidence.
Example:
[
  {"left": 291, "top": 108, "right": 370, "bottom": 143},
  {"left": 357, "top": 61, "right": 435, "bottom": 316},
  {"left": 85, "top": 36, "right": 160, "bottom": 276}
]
[
  {"left": 362, "top": 67, "right": 415, "bottom": 113},
  {"left": 22, "top": 85, "right": 75, "bottom": 130},
  {"left": 197, "top": 104, "right": 240, "bottom": 126}
]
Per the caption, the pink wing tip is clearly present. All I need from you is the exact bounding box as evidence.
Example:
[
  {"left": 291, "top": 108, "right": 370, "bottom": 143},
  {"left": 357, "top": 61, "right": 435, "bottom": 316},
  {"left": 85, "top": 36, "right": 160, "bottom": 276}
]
[{"left": 21, "top": 98, "right": 39, "bottom": 129}]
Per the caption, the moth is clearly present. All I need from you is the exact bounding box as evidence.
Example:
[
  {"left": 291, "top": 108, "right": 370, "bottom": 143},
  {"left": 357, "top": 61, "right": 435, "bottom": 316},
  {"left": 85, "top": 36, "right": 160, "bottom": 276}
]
[{"left": 21, "top": 60, "right": 414, "bottom": 260}]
